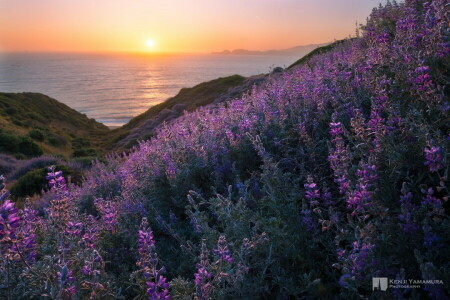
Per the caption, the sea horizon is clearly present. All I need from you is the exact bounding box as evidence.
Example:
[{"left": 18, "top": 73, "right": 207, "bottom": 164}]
[{"left": 0, "top": 51, "right": 302, "bottom": 127}]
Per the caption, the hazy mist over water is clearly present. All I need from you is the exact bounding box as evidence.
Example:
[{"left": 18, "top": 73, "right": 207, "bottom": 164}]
[{"left": 0, "top": 53, "right": 298, "bottom": 126}]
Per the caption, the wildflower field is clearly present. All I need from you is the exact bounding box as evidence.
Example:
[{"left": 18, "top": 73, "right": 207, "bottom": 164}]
[{"left": 1, "top": 1, "right": 449, "bottom": 299}]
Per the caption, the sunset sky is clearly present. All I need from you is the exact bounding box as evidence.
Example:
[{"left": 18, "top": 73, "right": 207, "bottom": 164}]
[{"left": 0, "top": 0, "right": 383, "bottom": 53}]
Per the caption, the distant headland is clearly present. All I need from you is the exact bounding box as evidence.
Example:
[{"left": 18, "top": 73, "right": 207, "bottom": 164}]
[{"left": 212, "top": 43, "right": 328, "bottom": 56}]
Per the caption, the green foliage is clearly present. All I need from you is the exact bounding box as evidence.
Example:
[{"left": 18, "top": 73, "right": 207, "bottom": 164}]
[
  {"left": 72, "top": 148, "right": 98, "bottom": 158},
  {"left": 0, "top": 92, "right": 109, "bottom": 157},
  {"left": 10, "top": 168, "right": 48, "bottom": 200},
  {"left": 47, "top": 134, "right": 67, "bottom": 147},
  {"left": 71, "top": 137, "right": 91, "bottom": 149},
  {"left": 10, "top": 164, "right": 79, "bottom": 200},
  {"left": 170, "top": 278, "right": 195, "bottom": 300},
  {"left": 72, "top": 156, "right": 97, "bottom": 167},
  {"left": 0, "top": 154, "right": 17, "bottom": 176},
  {"left": 5, "top": 107, "right": 17, "bottom": 115},
  {"left": 107, "top": 75, "right": 246, "bottom": 149},
  {"left": 0, "top": 129, "right": 43, "bottom": 158},
  {"left": 125, "top": 75, "right": 245, "bottom": 130},
  {"left": 28, "top": 129, "right": 45, "bottom": 142},
  {"left": 288, "top": 39, "right": 349, "bottom": 69}
]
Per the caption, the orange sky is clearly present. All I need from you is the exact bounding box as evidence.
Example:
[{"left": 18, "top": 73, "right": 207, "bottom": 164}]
[{"left": 0, "top": 0, "right": 382, "bottom": 53}]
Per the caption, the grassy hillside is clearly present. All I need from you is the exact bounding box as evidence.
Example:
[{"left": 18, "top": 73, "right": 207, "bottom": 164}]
[
  {"left": 0, "top": 92, "right": 109, "bottom": 158},
  {"left": 107, "top": 42, "right": 345, "bottom": 150},
  {"left": 1, "top": 44, "right": 339, "bottom": 155},
  {"left": 127, "top": 75, "right": 245, "bottom": 130},
  {"left": 287, "top": 39, "right": 349, "bottom": 69},
  {"left": 105, "top": 74, "right": 256, "bottom": 149}
]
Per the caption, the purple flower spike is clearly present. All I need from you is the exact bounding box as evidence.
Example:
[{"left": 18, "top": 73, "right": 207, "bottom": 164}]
[
  {"left": 424, "top": 146, "right": 443, "bottom": 172},
  {"left": 212, "top": 236, "right": 234, "bottom": 263}
]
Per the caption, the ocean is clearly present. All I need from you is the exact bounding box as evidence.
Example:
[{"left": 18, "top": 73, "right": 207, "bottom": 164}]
[{"left": 0, "top": 53, "right": 299, "bottom": 127}]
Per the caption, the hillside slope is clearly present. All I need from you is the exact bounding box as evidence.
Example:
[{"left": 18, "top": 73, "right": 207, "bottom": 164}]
[
  {"left": 0, "top": 40, "right": 335, "bottom": 157},
  {"left": 108, "top": 44, "right": 339, "bottom": 150},
  {"left": 107, "top": 74, "right": 269, "bottom": 149},
  {"left": 0, "top": 92, "right": 109, "bottom": 157}
]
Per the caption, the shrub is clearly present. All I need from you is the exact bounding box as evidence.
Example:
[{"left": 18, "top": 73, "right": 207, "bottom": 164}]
[
  {"left": 12, "top": 119, "right": 24, "bottom": 127},
  {"left": 72, "top": 148, "right": 98, "bottom": 158},
  {"left": 0, "top": 129, "right": 43, "bottom": 158},
  {"left": 10, "top": 155, "right": 62, "bottom": 180},
  {"left": 18, "top": 136, "right": 44, "bottom": 157},
  {"left": 10, "top": 168, "right": 49, "bottom": 199},
  {"left": 28, "top": 129, "right": 45, "bottom": 141},
  {"left": 69, "top": 157, "right": 97, "bottom": 169},
  {"left": 48, "top": 134, "right": 68, "bottom": 147},
  {"left": 5, "top": 107, "right": 17, "bottom": 115},
  {"left": 10, "top": 164, "right": 78, "bottom": 199},
  {"left": 71, "top": 137, "right": 91, "bottom": 149},
  {"left": 0, "top": 154, "right": 17, "bottom": 177}
]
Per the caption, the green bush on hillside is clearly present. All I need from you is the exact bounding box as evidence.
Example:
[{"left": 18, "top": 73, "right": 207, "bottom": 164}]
[
  {"left": 28, "top": 129, "right": 45, "bottom": 142},
  {"left": 72, "top": 148, "right": 98, "bottom": 158},
  {"left": 10, "top": 164, "right": 81, "bottom": 200},
  {"left": 72, "top": 137, "right": 91, "bottom": 149},
  {"left": 0, "top": 129, "right": 43, "bottom": 158},
  {"left": 5, "top": 107, "right": 17, "bottom": 115},
  {"left": 48, "top": 134, "right": 68, "bottom": 147}
]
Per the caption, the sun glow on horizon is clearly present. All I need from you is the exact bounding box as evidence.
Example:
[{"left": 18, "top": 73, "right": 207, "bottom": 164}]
[
  {"left": 0, "top": 0, "right": 383, "bottom": 53},
  {"left": 146, "top": 39, "right": 156, "bottom": 49}
]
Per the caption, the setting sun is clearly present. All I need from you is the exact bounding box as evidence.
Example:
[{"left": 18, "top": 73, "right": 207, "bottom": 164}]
[{"left": 146, "top": 39, "right": 156, "bottom": 49}]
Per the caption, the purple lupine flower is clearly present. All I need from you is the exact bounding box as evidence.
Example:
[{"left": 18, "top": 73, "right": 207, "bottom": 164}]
[
  {"left": 146, "top": 276, "right": 171, "bottom": 300},
  {"left": 81, "top": 250, "right": 103, "bottom": 278},
  {"left": 82, "top": 232, "right": 97, "bottom": 249},
  {"left": 424, "top": 146, "right": 443, "bottom": 172},
  {"left": 328, "top": 121, "right": 352, "bottom": 196},
  {"left": 0, "top": 199, "right": 20, "bottom": 243},
  {"left": 413, "top": 66, "right": 434, "bottom": 92},
  {"left": 0, "top": 176, "right": 40, "bottom": 263},
  {"left": 347, "top": 163, "right": 377, "bottom": 216},
  {"left": 194, "top": 267, "right": 212, "bottom": 286},
  {"left": 136, "top": 218, "right": 170, "bottom": 299},
  {"left": 423, "top": 232, "right": 441, "bottom": 248},
  {"left": 304, "top": 176, "right": 321, "bottom": 207},
  {"left": 300, "top": 209, "right": 318, "bottom": 232},
  {"left": 377, "top": 32, "right": 390, "bottom": 43},
  {"left": 65, "top": 222, "right": 82, "bottom": 237},
  {"left": 321, "top": 187, "right": 334, "bottom": 207},
  {"left": 189, "top": 217, "right": 203, "bottom": 233},
  {"left": 422, "top": 188, "right": 441, "bottom": 207},
  {"left": 47, "top": 166, "right": 72, "bottom": 226},
  {"left": 82, "top": 265, "right": 92, "bottom": 275},
  {"left": 330, "top": 122, "right": 344, "bottom": 137},
  {"left": 194, "top": 242, "right": 213, "bottom": 300},
  {"left": 338, "top": 241, "right": 375, "bottom": 278},
  {"left": 94, "top": 198, "right": 118, "bottom": 232},
  {"left": 169, "top": 211, "right": 178, "bottom": 224},
  {"left": 398, "top": 184, "right": 419, "bottom": 234},
  {"left": 46, "top": 166, "right": 69, "bottom": 199},
  {"left": 15, "top": 207, "right": 39, "bottom": 262},
  {"left": 57, "top": 266, "right": 77, "bottom": 298},
  {"left": 138, "top": 228, "right": 156, "bottom": 260},
  {"left": 338, "top": 273, "right": 353, "bottom": 289},
  {"left": 335, "top": 176, "right": 350, "bottom": 195},
  {"left": 212, "top": 236, "right": 234, "bottom": 263}
]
